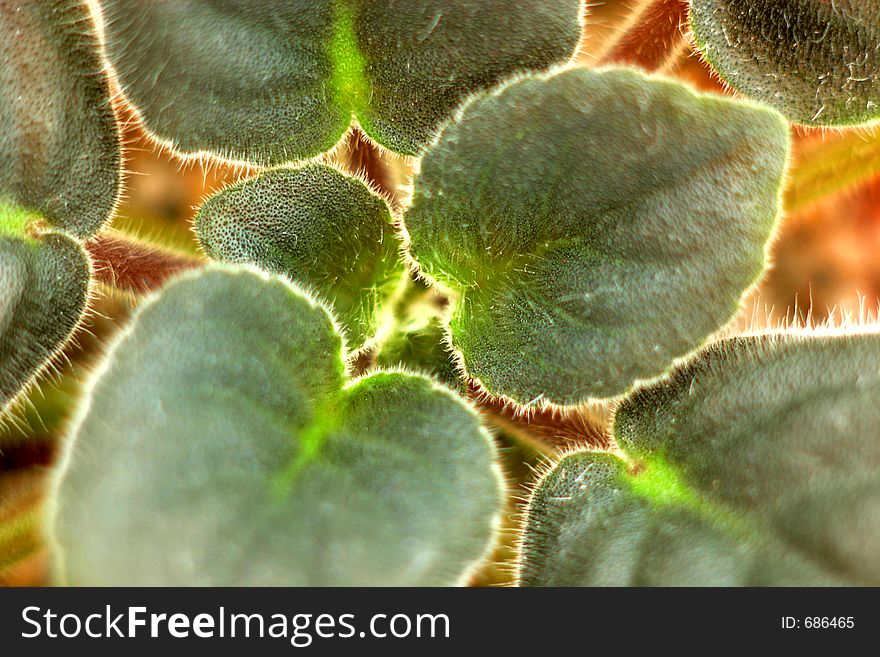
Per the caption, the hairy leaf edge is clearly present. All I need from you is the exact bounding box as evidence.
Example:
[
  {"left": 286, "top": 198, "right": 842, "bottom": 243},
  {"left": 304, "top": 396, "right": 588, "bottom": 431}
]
[
  {"left": 0, "top": 208, "right": 97, "bottom": 418},
  {"left": 399, "top": 63, "right": 792, "bottom": 412},
  {"left": 687, "top": 4, "right": 880, "bottom": 130},
  {"left": 192, "top": 162, "right": 415, "bottom": 360},
  {"left": 47, "top": 263, "right": 507, "bottom": 585},
  {"left": 92, "top": 2, "right": 589, "bottom": 169}
]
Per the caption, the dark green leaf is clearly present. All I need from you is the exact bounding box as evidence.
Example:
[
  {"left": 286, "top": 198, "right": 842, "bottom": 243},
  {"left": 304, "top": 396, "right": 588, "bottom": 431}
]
[
  {"left": 405, "top": 67, "right": 789, "bottom": 406},
  {"left": 196, "top": 164, "right": 405, "bottom": 350},
  {"left": 519, "top": 333, "right": 880, "bottom": 585},
  {"left": 350, "top": 0, "right": 584, "bottom": 154},
  {"left": 0, "top": 2, "right": 118, "bottom": 413},
  {"left": 691, "top": 0, "right": 880, "bottom": 126},
  {"left": 53, "top": 267, "right": 502, "bottom": 585},
  {"left": 1, "top": 0, "right": 120, "bottom": 237},
  {"left": 0, "top": 205, "right": 90, "bottom": 410},
  {"left": 99, "top": 0, "right": 582, "bottom": 163}
]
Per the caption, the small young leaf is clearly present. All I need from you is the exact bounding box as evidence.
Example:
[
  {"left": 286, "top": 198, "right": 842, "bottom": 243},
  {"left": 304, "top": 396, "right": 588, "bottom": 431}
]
[
  {"left": 99, "top": 0, "right": 582, "bottom": 163},
  {"left": 405, "top": 67, "right": 789, "bottom": 406},
  {"left": 376, "top": 318, "right": 466, "bottom": 394},
  {"left": 0, "top": 207, "right": 90, "bottom": 410},
  {"left": 0, "top": 0, "right": 120, "bottom": 237},
  {"left": 519, "top": 333, "right": 880, "bottom": 586},
  {"left": 195, "top": 164, "right": 405, "bottom": 350},
  {"left": 691, "top": 0, "right": 880, "bottom": 126},
  {"left": 53, "top": 267, "right": 502, "bottom": 586}
]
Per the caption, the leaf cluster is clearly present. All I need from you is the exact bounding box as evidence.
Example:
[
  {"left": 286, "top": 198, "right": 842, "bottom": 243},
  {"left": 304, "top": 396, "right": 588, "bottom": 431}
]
[{"left": 1, "top": 0, "right": 878, "bottom": 586}]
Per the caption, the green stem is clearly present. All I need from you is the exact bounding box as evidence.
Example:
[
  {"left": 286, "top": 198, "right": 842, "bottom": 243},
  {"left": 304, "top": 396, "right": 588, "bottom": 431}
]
[
  {"left": 0, "top": 505, "right": 41, "bottom": 571},
  {"left": 785, "top": 127, "right": 880, "bottom": 213},
  {"left": 368, "top": 272, "right": 437, "bottom": 358}
]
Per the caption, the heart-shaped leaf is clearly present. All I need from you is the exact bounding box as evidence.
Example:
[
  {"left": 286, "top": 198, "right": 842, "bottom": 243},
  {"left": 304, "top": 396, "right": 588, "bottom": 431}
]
[
  {"left": 404, "top": 67, "right": 789, "bottom": 406},
  {"left": 691, "top": 0, "right": 880, "bottom": 126},
  {"left": 52, "top": 267, "right": 503, "bottom": 586},
  {"left": 1, "top": 0, "right": 120, "bottom": 237},
  {"left": 196, "top": 164, "right": 405, "bottom": 350},
  {"left": 99, "top": 0, "right": 583, "bottom": 164},
  {"left": 0, "top": 207, "right": 90, "bottom": 410},
  {"left": 519, "top": 333, "right": 880, "bottom": 586}
]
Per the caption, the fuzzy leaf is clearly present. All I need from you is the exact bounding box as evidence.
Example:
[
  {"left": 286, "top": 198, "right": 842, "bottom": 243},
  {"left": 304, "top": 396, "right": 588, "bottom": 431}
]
[
  {"left": 405, "top": 68, "right": 789, "bottom": 406},
  {"left": 53, "top": 267, "right": 502, "bottom": 586},
  {"left": 519, "top": 333, "right": 880, "bottom": 586},
  {"left": 376, "top": 318, "right": 466, "bottom": 394},
  {"left": 1, "top": 0, "right": 120, "bottom": 237},
  {"left": 691, "top": 0, "right": 880, "bottom": 126},
  {"left": 350, "top": 0, "right": 582, "bottom": 154},
  {"left": 196, "top": 165, "right": 404, "bottom": 350},
  {"left": 0, "top": 2, "right": 118, "bottom": 412},
  {"left": 99, "top": 0, "right": 582, "bottom": 164},
  {"left": 0, "top": 204, "right": 91, "bottom": 411}
]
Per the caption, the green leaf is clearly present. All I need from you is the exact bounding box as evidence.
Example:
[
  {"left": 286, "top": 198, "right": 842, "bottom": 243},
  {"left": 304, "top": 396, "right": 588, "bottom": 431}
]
[
  {"left": 519, "top": 333, "right": 880, "bottom": 586},
  {"left": 52, "top": 267, "right": 502, "bottom": 586},
  {"left": 195, "top": 164, "right": 405, "bottom": 350},
  {"left": 0, "top": 2, "right": 119, "bottom": 412},
  {"left": 99, "top": 0, "right": 582, "bottom": 164},
  {"left": 376, "top": 317, "right": 466, "bottom": 394},
  {"left": 0, "top": 207, "right": 90, "bottom": 411},
  {"left": 349, "top": 0, "right": 583, "bottom": 155},
  {"left": 691, "top": 0, "right": 880, "bottom": 126},
  {"left": 405, "top": 67, "right": 789, "bottom": 406},
  {"left": 0, "top": 0, "right": 120, "bottom": 237}
]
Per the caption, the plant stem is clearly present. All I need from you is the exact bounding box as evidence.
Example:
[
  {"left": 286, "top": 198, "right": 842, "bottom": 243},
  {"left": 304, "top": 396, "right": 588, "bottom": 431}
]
[
  {"left": 785, "top": 127, "right": 880, "bottom": 213},
  {"left": 473, "top": 391, "right": 611, "bottom": 456},
  {"left": 334, "top": 128, "right": 408, "bottom": 208},
  {"left": 0, "top": 469, "right": 44, "bottom": 577},
  {"left": 350, "top": 273, "right": 439, "bottom": 375},
  {"left": 364, "top": 271, "right": 427, "bottom": 353},
  {"left": 86, "top": 231, "right": 202, "bottom": 295},
  {"left": 597, "top": 0, "right": 689, "bottom": 72}
]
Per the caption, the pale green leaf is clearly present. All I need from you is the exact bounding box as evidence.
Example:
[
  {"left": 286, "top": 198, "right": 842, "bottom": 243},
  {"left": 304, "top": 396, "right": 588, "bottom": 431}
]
[
  {"left": 0, "top": 204, "right": 90, "bottom": 412},
  {"left": 1, "top": 0, "right": 120, "bottom": 237},
  {"left": 53, "top": 267, "right": 502, "bottom": 586}
]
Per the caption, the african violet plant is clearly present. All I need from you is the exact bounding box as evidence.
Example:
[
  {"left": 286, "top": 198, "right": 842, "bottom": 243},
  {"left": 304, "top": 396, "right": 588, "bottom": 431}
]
[{"left": 1, "top": 0, "right": 879, "bottom": 586}]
